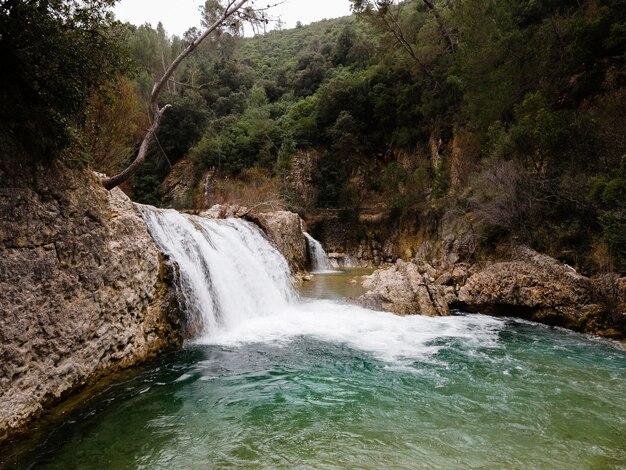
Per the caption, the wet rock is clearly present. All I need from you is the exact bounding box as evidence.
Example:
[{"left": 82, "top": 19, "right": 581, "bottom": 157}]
[
  {"left": 245, "top": 211, "right": 308, "bottom": 273},
  {"left": 0, "top": 159, "right": 184, "bottom": 443},
  {"left": 358, "top": 260, "right": 450, "bottom": 316}
]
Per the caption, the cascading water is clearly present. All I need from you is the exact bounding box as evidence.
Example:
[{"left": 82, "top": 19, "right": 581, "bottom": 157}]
[
  {"left": 304, "top": 232, "right": 332, "bottom": 272},
  {"left": 7, "top": 206, "right": 624, "bottom": 470},
  {"left": 138, "top": 206, "right": 295, "bottom": 338}
]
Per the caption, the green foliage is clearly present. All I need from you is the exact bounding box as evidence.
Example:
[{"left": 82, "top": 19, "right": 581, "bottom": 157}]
[
  {"left": 12, "top": 0, "right": 617, "bottom": 270},
  {"left": 157, "top": 91, "right": 211, "bottom": 163},
  {"left": 0, "top": 0, "right": 131, "bottom": 160},
  {"left": 589, "top": 158, "right": 626, "bottom": 270}
]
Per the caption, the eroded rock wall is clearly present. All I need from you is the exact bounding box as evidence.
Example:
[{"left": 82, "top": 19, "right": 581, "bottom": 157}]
[
  {"left": 199, "top": 204, "right": 309, "bottom": 275},
  {"left": 0, "top": 159, "right": 184, "bottom": 442}
]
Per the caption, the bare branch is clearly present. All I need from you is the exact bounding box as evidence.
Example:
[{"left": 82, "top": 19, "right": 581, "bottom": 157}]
[{"left": 102, "top": 0, "right": 250, "bottom": 190}]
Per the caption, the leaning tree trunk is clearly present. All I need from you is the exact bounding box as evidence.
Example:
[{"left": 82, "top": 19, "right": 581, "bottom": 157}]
[
  {"left": 422, "top": 0, "right": 455, "bottom": 53},
  {"left": 102, "top": 0, "right": 249, "bottom": 190}
]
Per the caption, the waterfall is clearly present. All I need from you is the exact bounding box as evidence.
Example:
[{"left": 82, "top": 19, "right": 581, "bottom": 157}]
[
  {"left": 138, "top": 206, "right": 295, "bottom": 339},
  {"left": 303, "top": 232, "right": 332, "bottom": 272}
]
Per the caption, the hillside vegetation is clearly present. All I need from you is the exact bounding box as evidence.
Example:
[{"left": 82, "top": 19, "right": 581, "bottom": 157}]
[{"left": 2, "top": 0, "right": 625, "bottom": 272}]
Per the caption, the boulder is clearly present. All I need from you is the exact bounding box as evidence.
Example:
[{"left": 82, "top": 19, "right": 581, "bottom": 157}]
[
  {"left": 357, "top": 245, "right": 624, "bottom": 338},
  {"left": 0, "top": 159, "right": 184, "bottom": 442},
  {"left": 357, "top": 260, "right": 451, "bottom": 316},
  {"left": 457, "top": 246, "right": 620, "bottom": 332},
  {"left": 246, "top": 211, "right": 308, "bottom": 273}
]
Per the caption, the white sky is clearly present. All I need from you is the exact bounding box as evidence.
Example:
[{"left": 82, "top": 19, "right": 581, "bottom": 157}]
[{"left": 113, "top": 0, "right": 353, "bottom": 37}]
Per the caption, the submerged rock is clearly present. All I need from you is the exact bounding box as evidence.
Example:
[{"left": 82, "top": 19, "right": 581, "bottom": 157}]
[{"left": 0, "top": 160, "right": 184, "bottom": 443}]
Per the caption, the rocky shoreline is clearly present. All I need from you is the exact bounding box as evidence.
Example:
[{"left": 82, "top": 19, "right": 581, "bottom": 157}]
[
  {"left": 1, "top": 176, "right": 623, "bottom": 444},
  {"left": 0, "top": 161, "right": 186, "bottom": 444},
  {"left": 357, "top": 245, "right": 626, "bottom": 341}
]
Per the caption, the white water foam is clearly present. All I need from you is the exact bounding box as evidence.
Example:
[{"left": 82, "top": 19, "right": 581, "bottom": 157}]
[
  {"left": 140, "top": 206, "right": 503, "bottom": 364},
  {"left": 139, "top": 206, "right": 296, "bottom": 338},
  {"left": 304, "top": 232, "right": 335, "bottom": 272},
  {"left": 200, "top": 301, "right": 504, "bottom": 365}
]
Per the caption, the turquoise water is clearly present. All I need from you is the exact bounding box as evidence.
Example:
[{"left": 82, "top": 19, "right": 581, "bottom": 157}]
[{"left": 2, "top": 273, "right": 625, "bottom": 469}]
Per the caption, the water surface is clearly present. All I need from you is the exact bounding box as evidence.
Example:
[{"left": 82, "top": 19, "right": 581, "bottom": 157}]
[
  {"left": 3, "top": 214, "right": 624, "bottom": 470},
  {"left": 2, "top": 299, "right": 625, "bottom": 469}
]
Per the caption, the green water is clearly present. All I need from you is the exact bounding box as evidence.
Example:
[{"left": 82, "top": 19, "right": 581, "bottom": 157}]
[{"left": 2, "top": 272, "right": 625, "bottom": 469}]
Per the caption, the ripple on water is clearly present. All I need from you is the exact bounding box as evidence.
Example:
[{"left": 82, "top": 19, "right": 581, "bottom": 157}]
[{"left": 1, "top": 308, "right": 625, "bottom": 470}]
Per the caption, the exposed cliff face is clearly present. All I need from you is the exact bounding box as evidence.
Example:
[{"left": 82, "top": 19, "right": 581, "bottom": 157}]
[
  {"left": 358, "top": 245, "right": 625, "bottom": 339},
  {"left": 0, "top": 158, "right": 184, "bottom": 443},
  {"left": 308, "top": 209, "right": 402, "bottom": 266}
]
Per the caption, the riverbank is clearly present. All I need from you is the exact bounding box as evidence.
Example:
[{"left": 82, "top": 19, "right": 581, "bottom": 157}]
[
  {"left": 2, "top": 269, "right": 625, "bottom": 469},
  {"left": 0, "top": 159, "right": 185, "bottom": 443},
  {"left": 356, "top": 245, "right": 626, "bottom": 342}
]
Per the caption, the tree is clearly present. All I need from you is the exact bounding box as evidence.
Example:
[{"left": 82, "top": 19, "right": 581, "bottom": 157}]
[
  {"left": 102, "top": 0, "right": 253, "bottom": 190},
  {"left": 0, "top": 0, "right": 130, "bottom": 160},
  {"left": 350, "top": 0, "right": 454, "bottom": 87}
]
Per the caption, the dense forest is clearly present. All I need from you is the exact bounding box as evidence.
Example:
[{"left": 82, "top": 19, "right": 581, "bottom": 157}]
[{"left": 1, "top": 0, "right": 625, "bottom": 273}]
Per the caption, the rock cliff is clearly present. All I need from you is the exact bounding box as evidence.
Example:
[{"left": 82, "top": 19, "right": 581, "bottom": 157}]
[
  {"left": 246, "top": 211, "right": 308, "bottom": 274},
  {"left": 0, "top": 158, "right": 184, "bottom": 443},
  {"left": 358, "top": 246, "right": 625, "bottom": 338}
]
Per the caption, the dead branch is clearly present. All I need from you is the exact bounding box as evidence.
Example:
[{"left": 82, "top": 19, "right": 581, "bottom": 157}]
[{"left": 102, "top": 0, "right": 250, "bottom": 190}]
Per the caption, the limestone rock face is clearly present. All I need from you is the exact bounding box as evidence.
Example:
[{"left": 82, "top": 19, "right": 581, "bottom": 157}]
[
  {"left": 246, "top": 211, "right": 308, "bottom": 273},
  {"left": 357, "top": 245, "right": 624, "bottom": 338},
  {"left": 200, "top": 203, "right": 249, "bottom": 219},
  {"left": 457, "top": 246, "right": 606, "bottom": 330},
  {"left": 0, "top": 160, "right": 184, "bottom": 442},
  {"left": 160, "top": 158, "right": 197, "bottom": 208},
  {"left": 358, "top": 260, "right": 453, "bottom": 316},
  {"left": 459, "top": 247, "right": 590, "bottom": 307}
]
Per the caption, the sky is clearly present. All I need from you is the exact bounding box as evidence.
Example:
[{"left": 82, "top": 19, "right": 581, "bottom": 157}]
[{"left": 113, "top": 0, "right": 353, "bottom": 37}]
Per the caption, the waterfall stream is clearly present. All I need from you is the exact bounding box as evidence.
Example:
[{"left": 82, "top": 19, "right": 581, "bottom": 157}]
[
  {"left": 3, "top": 206, "right": 625, "bottom": 469},
  {"left": 304, "top": 232, "right": 332, "bottom": 272},
  {"left": 138, "top": 206, "right": 295, "bottom": 338}
]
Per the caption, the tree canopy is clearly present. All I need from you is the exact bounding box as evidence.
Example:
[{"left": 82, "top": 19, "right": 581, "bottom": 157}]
[
  {"left": 0, "top": 0, "right": 130, "bottom": 160},
  {"left": 1, "top": 0, "right": 625, "bottom": 271}
]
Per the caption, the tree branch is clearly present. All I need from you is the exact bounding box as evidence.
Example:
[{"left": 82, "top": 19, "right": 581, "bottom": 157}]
[
  {"left": 102, "top": 0, "right": 250, "bottom": 190},
  {"left": 422, "top": 0, "right": 455, "bottom": 53}
]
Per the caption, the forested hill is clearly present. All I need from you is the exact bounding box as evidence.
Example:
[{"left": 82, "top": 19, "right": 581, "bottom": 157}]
[{"left": 1, "top": 0, "right": 625, "bottom": 273}]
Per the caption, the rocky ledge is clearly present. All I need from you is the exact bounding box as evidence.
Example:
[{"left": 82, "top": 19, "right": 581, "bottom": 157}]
[
  {"left": 358, "top": 245, "right": 625, "bottom": 339},
  {"left": 0, "top": 159, "right": 185, "bottom": 443},
  {"left": 200, "top": 204, "right": 308, "bottom": 275}
]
